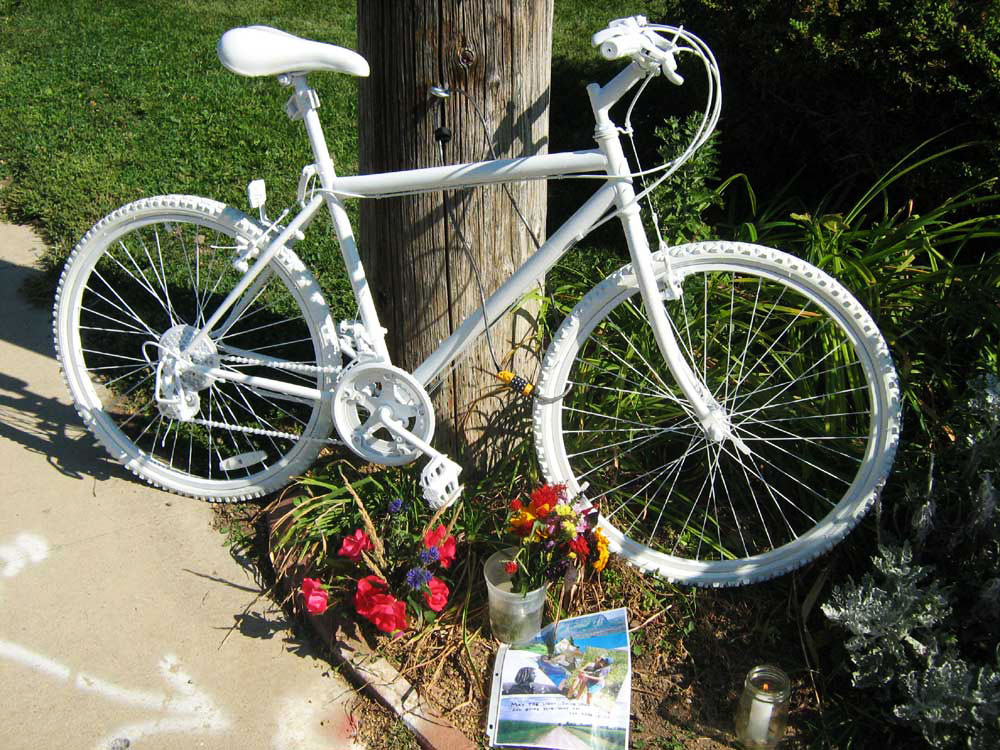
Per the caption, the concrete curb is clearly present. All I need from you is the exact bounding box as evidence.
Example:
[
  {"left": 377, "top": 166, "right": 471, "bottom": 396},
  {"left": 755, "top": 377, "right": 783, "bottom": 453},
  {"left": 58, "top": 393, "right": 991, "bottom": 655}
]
[{"left": 267, "top": 499, "right": 480, "bottom": 750}]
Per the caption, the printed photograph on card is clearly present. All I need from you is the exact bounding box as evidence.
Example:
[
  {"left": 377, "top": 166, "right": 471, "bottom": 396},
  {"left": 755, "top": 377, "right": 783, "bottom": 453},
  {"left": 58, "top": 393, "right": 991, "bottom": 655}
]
[{"left": 487, "top": 608, "right": 631, "bottom": 750}]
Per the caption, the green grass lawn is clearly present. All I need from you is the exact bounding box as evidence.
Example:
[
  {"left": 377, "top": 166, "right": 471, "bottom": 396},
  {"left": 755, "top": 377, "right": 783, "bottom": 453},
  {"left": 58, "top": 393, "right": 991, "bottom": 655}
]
[
  {"left": 0, "top": 0, "right": 621, "bottom": 314},
  {"left": 0, "top": 0, "right": 361, "bottom": 298},
  {"left": 0, "top": 0, "right": 613, "bottom": 245}
]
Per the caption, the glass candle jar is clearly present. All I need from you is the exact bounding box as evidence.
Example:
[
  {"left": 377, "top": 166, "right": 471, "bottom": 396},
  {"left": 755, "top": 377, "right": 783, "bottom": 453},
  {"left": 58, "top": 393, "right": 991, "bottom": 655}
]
[{"left": 734, "top": 664, "right": 790, "bottom": 749}]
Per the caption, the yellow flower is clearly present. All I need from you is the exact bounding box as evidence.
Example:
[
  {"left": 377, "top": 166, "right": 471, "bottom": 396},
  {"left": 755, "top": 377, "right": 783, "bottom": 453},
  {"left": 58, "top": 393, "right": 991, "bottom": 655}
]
[
  {"left": 594, "top": 545, "right": 609, "bottom": 572},
  {"left": 560, "top": 520, "right": 577, "bottom": 540},
  {"left": 553, "top": 504, "right": 574, "bottom": 517},
  {"left": 527, "top": 522, "right": 547, "bottom": 544},
  {"left": 593, "top": 528, "right": 610, "bottom": 572}
]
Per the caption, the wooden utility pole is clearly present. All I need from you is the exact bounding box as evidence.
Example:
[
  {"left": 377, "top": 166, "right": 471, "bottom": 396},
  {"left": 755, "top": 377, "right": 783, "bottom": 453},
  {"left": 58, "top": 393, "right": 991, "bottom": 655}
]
[{"left": 357, "top": 1, "right": 554, "bottom": 469}]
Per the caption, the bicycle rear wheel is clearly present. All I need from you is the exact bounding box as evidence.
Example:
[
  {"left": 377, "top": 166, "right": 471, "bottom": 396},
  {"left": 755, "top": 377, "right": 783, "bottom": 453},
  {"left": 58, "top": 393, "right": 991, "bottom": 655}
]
[
  {"left": 54, "top": 195, "right": 339, "bottom": 501},
  {"left": 534, "top": 241, "right": 900, "bottom": 586}
]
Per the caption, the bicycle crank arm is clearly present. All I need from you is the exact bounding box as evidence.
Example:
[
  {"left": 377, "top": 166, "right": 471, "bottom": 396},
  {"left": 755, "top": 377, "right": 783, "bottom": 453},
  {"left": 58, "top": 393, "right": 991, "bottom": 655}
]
[{"left": 379, "top": 410, "right": 463, "bottom": 510}]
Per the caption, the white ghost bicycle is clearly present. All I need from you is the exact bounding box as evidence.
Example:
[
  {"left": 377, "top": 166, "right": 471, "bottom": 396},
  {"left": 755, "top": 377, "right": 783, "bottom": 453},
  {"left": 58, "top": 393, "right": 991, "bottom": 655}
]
[{"left": 53, "top": 17, "right": 900, "bottom": 586}]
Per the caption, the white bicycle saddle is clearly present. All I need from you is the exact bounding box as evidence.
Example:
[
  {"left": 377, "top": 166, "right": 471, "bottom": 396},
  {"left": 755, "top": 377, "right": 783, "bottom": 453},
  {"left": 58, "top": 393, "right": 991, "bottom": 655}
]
[{"left": 217, "top": 26, "right": 370, "bottom": 78}]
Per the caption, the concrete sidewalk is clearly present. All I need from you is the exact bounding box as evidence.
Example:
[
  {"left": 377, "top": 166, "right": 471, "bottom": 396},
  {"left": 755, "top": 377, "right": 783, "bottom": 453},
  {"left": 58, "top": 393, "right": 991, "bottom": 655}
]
[{"left": 0, "top": 222, "right": 363, "bottom": 749}]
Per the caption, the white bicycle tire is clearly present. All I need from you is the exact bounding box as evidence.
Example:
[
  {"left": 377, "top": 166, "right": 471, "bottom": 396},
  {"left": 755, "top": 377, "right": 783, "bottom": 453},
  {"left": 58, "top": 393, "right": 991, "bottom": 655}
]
[
  {"left": 54, "top": 195, "right": 339, "bottom": 501},
  {"left": 534, "top": 241, "right": 901, "bottom": 586}
]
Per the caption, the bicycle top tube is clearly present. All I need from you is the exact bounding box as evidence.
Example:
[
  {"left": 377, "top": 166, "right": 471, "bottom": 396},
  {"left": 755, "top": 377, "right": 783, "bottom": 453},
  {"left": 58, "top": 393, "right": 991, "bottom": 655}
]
[
  {"left": 323, "top": 62, "right": 649, "bottom": 200},
  {"left": 329, "top": 149, "right": 611, "bottom": 199}
]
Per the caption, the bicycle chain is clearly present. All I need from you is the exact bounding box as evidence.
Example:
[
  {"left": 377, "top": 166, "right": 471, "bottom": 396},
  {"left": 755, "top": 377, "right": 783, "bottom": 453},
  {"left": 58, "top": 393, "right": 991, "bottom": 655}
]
[
  {"left": 219, "top": 353, "right": 341, "bottom": 375},
  {"left": 181, "top": 354, "right": 344, "bottom": 445},
  {"left": 185, "top": 415, "right": 344, "bottom": 445}
]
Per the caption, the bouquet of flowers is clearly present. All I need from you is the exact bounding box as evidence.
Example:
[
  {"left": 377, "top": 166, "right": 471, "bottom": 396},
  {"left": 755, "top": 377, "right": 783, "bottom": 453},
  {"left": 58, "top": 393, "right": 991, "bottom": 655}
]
[
  {"left": 502, "top": 483, "right": 610, "bottom": 594},
  {"left": 299, "top": 478, "right": 458, "bottom": 637}
]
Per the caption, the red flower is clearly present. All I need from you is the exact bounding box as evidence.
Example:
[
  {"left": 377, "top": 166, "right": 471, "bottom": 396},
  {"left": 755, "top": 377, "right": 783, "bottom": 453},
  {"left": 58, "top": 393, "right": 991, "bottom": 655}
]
[
  {"left": 569, "top": 534, "right": 590, "bottom": 559},
  {"left": 424, "top": 524, "right": 457, "bottom": 569},
  {"left": 338, "top": 529, "right": 374, "bottom": 561},
  {"left": 424, "top": 524, "right": 445, "bottom": 548},
  {"left": 510, "top": 498, "right": 523, "bottom": 511},
  {"left": 365, "top": 594, "right": 408, "bottom": 633},
  {"left": 354, "top": 575, "right": 407, "bottom": 633},
  {"left": 423, "top": 577, "right": 450, "bottom": 612},
  {"left": 438, "top": 534, "right": 457, "bottom": 569},
  {"left": 301, "top": 577, "right": 328, "bottom": 615},
  {"left": 528, "top": 483, "right": 565, "bottom": 519},
  {"left": 504, "top": 561, "right": 518, "bottom": 574},
  {"left": 354, "top": 575, "right": 388, "bottom": 616}
]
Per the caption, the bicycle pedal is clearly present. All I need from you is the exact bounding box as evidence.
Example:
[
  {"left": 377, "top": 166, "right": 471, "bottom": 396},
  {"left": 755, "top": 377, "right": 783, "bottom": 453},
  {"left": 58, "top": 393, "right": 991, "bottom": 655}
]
[{"left": 420, "top": 455, "right": 463, "bottom": 510}]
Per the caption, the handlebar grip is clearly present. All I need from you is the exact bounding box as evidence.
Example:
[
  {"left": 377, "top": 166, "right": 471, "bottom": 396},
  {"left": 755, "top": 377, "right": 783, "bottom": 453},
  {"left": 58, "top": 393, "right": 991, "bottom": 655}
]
[
  {"left": 591, "top": 27, "right": 619, "bottom": 47},
  {"left": 598, "top": 35, "right": 643, "bottom": 60}
]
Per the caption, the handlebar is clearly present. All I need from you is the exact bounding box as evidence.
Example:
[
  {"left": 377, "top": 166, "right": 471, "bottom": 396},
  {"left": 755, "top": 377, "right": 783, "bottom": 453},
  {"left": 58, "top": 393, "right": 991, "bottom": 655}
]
[{"left": 592, "top": 16, "right": 684, "bottom": 86}]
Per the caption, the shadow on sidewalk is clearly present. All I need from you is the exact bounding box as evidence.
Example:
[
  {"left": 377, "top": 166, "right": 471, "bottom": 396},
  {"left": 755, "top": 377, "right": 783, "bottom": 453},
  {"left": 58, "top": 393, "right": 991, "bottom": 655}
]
[
  {"left": 0, "top": 250, "right": 136, "bottom": 487},
  {"left": 0, "top": 371, "right": 129, "bottom": 486},
  {"left": 0, "top": 256, "right": 59, "bottom": 358}
]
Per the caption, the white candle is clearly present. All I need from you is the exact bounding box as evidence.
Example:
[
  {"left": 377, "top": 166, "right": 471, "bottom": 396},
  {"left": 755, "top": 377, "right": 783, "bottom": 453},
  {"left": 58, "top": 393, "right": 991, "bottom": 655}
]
[{"left": 746, "top": 694, "right": 774, "bottom": 743}]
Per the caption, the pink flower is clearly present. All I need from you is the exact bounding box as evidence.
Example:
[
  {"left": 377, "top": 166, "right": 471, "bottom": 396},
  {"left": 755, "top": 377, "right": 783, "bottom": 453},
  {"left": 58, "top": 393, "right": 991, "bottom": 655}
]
[
  {"left": 354, "top": 575, "right": 388, "bottom": 616},
  {"left": 338, "top": 529, "right": 374, "bottom": 561},
  {"left": 424, "top": 524, "right": 457, "bottom": 569},
  {"left": 301, "top": 577, "right": 328, "bottom": 615},
  {"left": 423, "top": 577, "right": 450, "bottom": 612},
  {"left": 366, "top": 594, "right": 408, "bottom": 633}
]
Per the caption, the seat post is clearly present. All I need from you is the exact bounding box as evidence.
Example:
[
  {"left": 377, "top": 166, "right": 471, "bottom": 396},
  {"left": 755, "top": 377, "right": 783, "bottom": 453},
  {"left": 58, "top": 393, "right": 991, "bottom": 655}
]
[{"left": 286, "top": 74, "right": 337, "bottom": 189}]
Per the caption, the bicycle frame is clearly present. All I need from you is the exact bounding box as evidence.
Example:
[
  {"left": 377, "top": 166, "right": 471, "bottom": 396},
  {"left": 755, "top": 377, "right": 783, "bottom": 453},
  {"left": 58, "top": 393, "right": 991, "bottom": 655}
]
[{"left": 190, "top": 62, "right": 716, "bottom": 425}]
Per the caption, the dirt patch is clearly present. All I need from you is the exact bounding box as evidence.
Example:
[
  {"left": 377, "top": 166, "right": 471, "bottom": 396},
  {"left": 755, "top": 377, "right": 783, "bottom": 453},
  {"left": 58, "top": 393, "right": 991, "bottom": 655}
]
[
  {"left": 362, "top": 554, "right": 819, "bottom": 750},
  {"left": 223, "top": 497, "right": 824, "bottom": 750}
]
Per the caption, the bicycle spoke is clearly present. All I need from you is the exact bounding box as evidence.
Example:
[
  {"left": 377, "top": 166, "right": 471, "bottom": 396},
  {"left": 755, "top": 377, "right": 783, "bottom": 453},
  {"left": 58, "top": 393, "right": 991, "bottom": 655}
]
[{"left": 540, "top": 242, "right": 898, "bottom": 584}]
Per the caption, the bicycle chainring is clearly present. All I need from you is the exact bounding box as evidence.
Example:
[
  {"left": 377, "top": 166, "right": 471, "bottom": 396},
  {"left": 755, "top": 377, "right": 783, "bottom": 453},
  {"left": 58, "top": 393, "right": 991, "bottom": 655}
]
[{"left": 331, "top": 362, "right": 434, "bottom": 465}]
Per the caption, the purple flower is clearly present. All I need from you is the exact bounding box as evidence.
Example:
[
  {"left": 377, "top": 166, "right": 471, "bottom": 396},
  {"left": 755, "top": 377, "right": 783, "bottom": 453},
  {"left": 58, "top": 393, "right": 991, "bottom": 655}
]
[
  {"left": 387, "top": 497, "right": 404, "bottom": 514},
  {"left": 420, "top": 546, "right": 440, "bottom": 565},
  {"left": 405, "top": 566, "right": 432, "bottom": 590}
]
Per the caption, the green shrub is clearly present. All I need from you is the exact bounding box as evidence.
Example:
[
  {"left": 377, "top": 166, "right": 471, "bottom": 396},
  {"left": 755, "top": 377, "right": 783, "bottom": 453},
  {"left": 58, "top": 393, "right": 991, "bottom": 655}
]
[
  {"left": 822, "top": 375, "right": 1000, "bottom": 748},
  {"left": 645, "top": 0, "right": 1000, "bottom": 203},
  {"left": 692, "top": 139, "right": 999, "bottom": 744},
  {"left": 648, "top": 113, "right": 724, "bottom": 243}
]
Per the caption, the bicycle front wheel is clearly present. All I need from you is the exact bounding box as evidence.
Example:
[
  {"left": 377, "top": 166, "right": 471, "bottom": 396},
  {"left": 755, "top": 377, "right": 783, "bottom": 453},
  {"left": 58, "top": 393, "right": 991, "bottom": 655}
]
[
  {"left": 54, "top": 195, "right": 339, "bottom": 501},
  {"left": 534, "top": 241, "right": 900, "bottom": 586}
]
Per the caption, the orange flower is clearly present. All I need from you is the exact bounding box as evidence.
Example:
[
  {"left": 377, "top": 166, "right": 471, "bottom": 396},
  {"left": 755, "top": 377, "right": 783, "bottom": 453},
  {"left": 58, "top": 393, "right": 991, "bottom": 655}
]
[{"left": 508, "top": 509, "right": 537, "bottom": 537}]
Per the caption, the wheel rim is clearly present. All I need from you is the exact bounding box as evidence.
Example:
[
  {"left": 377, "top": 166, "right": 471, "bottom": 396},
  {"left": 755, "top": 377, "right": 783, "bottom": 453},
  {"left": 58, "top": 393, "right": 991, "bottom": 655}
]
[
  {"left": 543, "top": 250, "right": 896, "bottom": 583},
  {"left": 61, "top": 213, "right": 332, "bottom": 494}
]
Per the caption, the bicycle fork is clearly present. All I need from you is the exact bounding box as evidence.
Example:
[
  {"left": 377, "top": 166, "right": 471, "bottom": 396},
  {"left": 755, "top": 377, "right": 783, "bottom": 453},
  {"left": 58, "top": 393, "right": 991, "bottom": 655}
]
[{"left": 588, "top": 74, "right": 749, "bottom": 454}]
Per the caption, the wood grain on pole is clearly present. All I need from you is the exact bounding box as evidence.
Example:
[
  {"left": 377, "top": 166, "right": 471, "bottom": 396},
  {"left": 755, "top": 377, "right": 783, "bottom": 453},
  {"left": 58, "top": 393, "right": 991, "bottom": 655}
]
[{"left": 358, "top": 1, "right": 553, "bottom": 469}]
